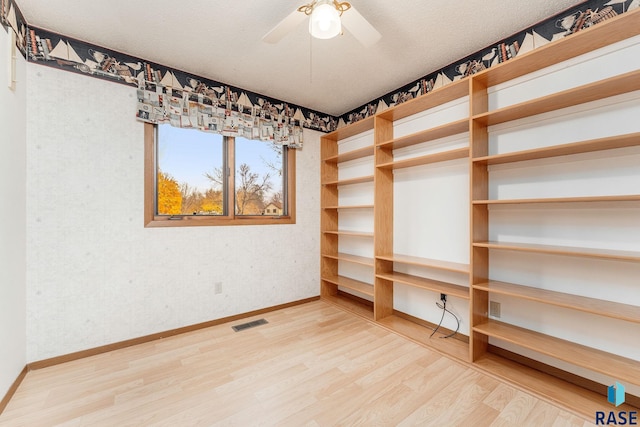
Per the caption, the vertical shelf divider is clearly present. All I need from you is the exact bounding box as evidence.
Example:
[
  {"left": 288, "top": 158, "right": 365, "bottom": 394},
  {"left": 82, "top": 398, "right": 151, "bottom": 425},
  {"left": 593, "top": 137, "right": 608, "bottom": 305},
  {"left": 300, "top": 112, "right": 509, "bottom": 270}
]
[
  {"left": 320, "top": 134, "right": 339, "bottom": 298},
  {"left": 469, "top": 76, "right": 489, "bottom": 361},
  {"left": 374, "top": 116, "right": 395, "bottom": 320}
]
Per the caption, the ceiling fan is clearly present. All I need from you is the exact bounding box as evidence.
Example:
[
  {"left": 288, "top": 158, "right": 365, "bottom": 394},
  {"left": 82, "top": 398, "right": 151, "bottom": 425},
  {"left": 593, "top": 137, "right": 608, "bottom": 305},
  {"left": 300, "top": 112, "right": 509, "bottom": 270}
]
[{"left": 262, "top": 0, "right": 381, "bottom": 48}]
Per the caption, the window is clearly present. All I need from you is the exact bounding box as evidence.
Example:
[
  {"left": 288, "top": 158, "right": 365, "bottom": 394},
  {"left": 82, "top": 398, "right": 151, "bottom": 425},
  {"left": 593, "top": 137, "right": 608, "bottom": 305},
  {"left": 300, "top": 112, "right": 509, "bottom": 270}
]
[{"left": 145, "top": 123, "right": 295, "bottom": 226}]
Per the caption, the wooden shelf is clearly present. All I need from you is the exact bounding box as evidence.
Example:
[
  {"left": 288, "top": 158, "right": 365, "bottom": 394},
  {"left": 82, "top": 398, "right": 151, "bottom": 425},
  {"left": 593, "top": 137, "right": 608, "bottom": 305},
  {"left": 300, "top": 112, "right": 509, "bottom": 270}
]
[
  {"left": 472, "top": 132, "right": 640, "bottom": 165},
  {"left": 376, "top": 271, "right": 469, "bottom": 299},
  {"left": 323, "top": 205, "right": 374, "bottom": 210},
  {"left": 377, "top": 147, "right": 469, "bottom": 170},
  {"left": 377, "top": 79, "right": 469, "bottom": 122},
  {"left": 322, "top": 274, "right": 374, "bottom": 297},
  {"left": 473, "top": 195, "right": 640, "bottom": 205},
  {"left": 322, "top": 253, "right": 374, "bottom": 267},
  {"left": 473, "top": 351, "right": 638, "bottom": 418},
  {"left": 323, "top": 230, "right": 374, "bottom": 238},
  {"left": 376, "top": 254, "right": 469, "bottom": 274},
  {"left": 471, "top": 8, "right": 640, "bottom": 87},
  {"left": 377, "top": 314, "right": 469, "bottom": 361},
  {"left": 324, "top": 145, "right": 374, "bottom": 163},
  {"left": 474, "top": 280, "right": 640, "bottom": 324},
  {"left": 323, "top": 175, "right": 374, "bottom": 186},
  {"left": 322, "top": 294, "right": 374, "bottom": 321},
  {"left": 473, "top": 241, "right": 640, "bottom": 262},
  {"left": 472, "top": 70, "right": 640, "bottom": 127},
  {"left": 325, "top": 116, "right": 375, "bottom": 141},
  {"left": 474, "top": 320, "right": 640, "bottom": 385},
  {"left": 377, "top": 119, "right": 468, "bottom": 150}
]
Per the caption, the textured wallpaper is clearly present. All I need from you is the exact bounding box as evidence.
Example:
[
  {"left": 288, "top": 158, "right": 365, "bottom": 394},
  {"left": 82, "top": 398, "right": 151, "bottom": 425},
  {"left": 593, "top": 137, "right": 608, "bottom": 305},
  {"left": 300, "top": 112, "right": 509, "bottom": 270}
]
[
  {"left": 0, "top": 21, "right": 27, "bottom": 397},
  {"left": 25, "top": 65, "right": 320, "bottom": 361}
]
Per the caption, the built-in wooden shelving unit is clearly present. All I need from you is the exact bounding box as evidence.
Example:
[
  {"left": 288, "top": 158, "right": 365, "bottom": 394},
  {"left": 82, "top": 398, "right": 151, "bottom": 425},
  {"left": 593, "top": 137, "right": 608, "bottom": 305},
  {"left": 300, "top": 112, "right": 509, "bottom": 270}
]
[{"left": 320, "top": 8, "right": 640, "bottom": 417}]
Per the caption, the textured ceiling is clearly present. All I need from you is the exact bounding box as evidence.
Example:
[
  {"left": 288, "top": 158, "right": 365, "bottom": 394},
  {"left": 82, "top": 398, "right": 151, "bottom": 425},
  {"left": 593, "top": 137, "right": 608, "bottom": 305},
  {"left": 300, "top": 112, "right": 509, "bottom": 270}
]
[{"left": 17, "top": 0, "right": 585, "bottom": 116}]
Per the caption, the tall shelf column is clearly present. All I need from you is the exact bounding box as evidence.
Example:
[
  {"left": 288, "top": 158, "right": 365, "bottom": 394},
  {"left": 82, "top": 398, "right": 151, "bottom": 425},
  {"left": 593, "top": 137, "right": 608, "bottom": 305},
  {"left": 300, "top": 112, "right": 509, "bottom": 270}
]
[
  {"left": 469, "top": 76, "right": 489, "bottom": 361},
  {"left": 320, "top": 134, "right": 339, "bottom": 299},
  {"left": 373, "top": 116, "right": 394, "bottom": 320},
  {"left": 320, "top": 118, "right": 376, "bottom": 318}
]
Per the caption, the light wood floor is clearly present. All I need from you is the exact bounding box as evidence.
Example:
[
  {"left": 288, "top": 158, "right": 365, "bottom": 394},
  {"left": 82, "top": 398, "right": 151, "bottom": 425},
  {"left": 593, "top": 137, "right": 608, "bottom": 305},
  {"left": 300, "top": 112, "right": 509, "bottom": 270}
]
[{"left": 0, "top": 301, "right": 598, "bottom": 426}]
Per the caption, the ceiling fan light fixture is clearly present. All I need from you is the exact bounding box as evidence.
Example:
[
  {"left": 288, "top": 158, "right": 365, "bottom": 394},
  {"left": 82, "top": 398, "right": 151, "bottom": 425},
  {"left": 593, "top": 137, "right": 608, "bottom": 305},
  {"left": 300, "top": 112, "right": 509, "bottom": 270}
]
[{"left": 309, "top": 0, "right": 341, "bottom": 39}]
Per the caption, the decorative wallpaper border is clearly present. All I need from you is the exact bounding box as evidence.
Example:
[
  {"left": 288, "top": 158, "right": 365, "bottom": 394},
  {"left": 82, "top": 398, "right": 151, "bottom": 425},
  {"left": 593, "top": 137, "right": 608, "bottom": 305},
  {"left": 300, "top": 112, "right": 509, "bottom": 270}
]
[
  {"left": 23, "top": 26, "right": 338, "bottom": 135},
  {"left": 23, "top": 26, "right": 338, "bottom": 133},
  {"left": 2, "top": 0, "right": 636, "bottom": 133},
  {"left": 0, "top": 0, "right": 27, "bottom": 57},
  {"left": 337, "top": 0, "right": 636, "bottom": 127}
]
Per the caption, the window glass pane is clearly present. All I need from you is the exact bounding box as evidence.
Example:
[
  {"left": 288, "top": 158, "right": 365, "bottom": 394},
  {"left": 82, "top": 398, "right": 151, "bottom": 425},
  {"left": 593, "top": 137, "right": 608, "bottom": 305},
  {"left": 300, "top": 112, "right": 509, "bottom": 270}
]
[
  {"left": 234, "top": 137, "right": 284, "bottom": 216},
  {"left": 157, "top": 124, "right": 224, "bottom": 216}
]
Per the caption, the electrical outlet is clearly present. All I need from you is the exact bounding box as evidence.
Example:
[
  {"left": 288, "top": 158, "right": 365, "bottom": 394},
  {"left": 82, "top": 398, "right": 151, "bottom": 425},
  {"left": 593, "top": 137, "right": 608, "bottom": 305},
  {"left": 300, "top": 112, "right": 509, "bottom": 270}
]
[
  {"left": 490, "top": 301, "right": 501, "bottom": 318},
  {"left": 440, "top": 293, "right": 447, "bottom": 303},
  {"left": 214, "top": 282, "right": 223, "bottom": 295}
]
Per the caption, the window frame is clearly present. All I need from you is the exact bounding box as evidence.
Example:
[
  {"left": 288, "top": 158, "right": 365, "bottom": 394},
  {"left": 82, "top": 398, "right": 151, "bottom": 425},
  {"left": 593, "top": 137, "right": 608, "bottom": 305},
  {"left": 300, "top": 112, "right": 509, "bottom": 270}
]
[{"left": 144, "top": 123, "right": 296, "bottom": 227}]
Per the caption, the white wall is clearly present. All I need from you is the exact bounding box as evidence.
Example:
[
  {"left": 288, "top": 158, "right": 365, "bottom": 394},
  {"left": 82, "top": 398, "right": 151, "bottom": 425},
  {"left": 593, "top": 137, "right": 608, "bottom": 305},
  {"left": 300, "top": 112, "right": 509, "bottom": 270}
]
[
  {"left": 392, "top": 98, "right": 470, "bottom": 334},
  {"left": 0, "top": 27, "right": 27, "bottom": 398},
  {"left": 25, "top": 64, "right": 320, "bottom": 362}
]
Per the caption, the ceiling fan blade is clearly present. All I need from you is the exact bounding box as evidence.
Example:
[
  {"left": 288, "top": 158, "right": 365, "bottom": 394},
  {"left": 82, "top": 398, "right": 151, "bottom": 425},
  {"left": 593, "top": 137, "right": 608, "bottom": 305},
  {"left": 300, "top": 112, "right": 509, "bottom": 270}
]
[
  {"left": 262, "top": 9, "right": 308, "bottom": 44},
  {"left": 341, "top": 5, "right": 381, "bottom": 48}
]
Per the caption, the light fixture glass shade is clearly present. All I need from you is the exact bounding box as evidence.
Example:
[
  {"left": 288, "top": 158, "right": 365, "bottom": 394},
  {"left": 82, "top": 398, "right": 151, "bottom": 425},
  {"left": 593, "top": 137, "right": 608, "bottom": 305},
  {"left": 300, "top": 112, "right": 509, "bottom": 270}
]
[{"left": 309, "top": 1, "right": 341, "bottom": 39}]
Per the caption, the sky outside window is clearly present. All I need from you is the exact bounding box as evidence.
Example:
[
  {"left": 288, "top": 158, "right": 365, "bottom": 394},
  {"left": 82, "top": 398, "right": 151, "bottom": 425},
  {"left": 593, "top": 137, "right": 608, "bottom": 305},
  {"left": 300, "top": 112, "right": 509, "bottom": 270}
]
[{"left": 157, "top": 124, "right": 283, "bottom": 216}]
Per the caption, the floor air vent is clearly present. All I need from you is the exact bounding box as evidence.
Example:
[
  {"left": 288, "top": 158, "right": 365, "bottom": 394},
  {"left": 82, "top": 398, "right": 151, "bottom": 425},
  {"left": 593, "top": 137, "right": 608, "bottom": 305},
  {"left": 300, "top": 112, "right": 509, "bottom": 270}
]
[{"left": 232, "top": 318, "right": 268, "bottom": 332}]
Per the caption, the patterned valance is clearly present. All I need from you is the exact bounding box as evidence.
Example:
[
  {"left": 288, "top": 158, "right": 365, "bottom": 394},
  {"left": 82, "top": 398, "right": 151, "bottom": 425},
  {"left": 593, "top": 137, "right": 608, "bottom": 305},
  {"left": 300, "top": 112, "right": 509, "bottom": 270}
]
[
  {"left": 22, "top": 26, "right": 336, "bottom": 143},
  {"left": 136, "top": 85, "right": 303, "bottom": 148}
]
